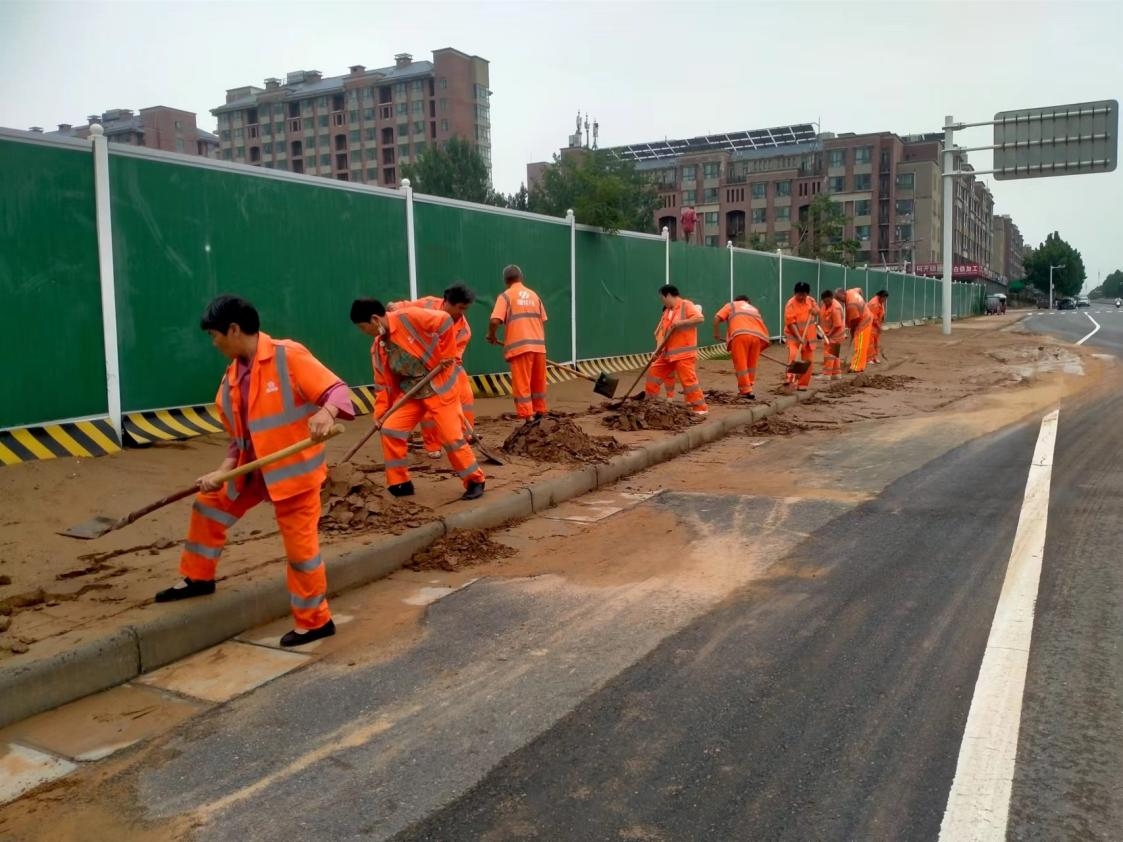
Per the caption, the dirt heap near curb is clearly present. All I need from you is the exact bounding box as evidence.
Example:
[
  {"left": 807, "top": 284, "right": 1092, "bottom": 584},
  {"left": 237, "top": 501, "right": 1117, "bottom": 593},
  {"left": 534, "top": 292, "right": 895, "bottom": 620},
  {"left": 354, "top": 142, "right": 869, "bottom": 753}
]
[
  {"left": 599, "top": 398, "right": 701, "bottom": 432},
  {"left": 320, "top": 464, "right": 434, "bottom": 534},
  {"left": 746, "top": 416, "right": 810, "bottom": 436},
  {"left": 502, "top": 415, "right": 625, "bottom": 464},
  {"left": 860, "top": 374, "right": 917, "bottom": 390},
  {"left": 407, "top": 528, "right": 517, "bottom": 572},
  {"left": 702, "top": 389, "right": 744, "bottom": 405}
]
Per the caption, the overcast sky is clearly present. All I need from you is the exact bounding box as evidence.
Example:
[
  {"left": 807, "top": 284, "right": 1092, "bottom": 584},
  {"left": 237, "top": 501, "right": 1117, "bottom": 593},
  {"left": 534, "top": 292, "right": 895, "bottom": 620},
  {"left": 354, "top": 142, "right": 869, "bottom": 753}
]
[{"left": 2, "top": 0, "right": 1120, "bottom": 285}]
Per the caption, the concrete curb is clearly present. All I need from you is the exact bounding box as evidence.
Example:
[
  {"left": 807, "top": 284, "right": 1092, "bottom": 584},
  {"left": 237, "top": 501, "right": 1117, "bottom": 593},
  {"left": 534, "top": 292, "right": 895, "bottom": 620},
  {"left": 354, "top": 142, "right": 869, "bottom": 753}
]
[{"left": 0, "top": 363, "right": 889, "bottom": 729}]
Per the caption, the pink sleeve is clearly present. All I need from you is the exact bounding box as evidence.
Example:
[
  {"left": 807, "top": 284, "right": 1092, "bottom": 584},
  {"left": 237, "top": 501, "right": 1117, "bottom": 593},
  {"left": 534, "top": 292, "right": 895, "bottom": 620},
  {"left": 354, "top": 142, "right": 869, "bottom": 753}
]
[{"left": 317, "top": 382, "right": 356, "bottom": 421}]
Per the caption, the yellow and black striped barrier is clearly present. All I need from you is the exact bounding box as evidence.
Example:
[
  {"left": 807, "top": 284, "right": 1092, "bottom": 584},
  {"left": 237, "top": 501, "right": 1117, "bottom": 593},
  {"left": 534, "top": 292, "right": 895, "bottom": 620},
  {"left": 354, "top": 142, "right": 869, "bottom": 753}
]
[{"left": 0, "top": 418, "right": 121, "bottom": 465}]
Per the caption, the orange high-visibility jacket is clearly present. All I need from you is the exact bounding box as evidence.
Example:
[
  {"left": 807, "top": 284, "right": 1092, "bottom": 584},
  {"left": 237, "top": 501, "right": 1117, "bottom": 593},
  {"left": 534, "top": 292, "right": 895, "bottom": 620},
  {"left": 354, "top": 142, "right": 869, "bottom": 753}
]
[
  {"left": 216, "top": 333, "right": 342, "bottom": 502},
  {"left": 370, "top": 336, "right": 390, "bottom": 394},
  {"left": 868, "top": 297, "right": 886, "bottom": 328},
  {"left": 820, "top": 299, "right": 846, "bottom": 342},
  {"left": 491, "top": 282, "right": 547, "bottom": 361},
  {"left": 386, "top": 308, "right": 459, "bottom": 402},
  {"left": 657, "top": 298, "right": 703, "bottom": 362},
  {"left": 715, "top": 301, "right": 770, "bottom": 346},
  {"left": 844, "top": 288, "right": 873, "bottom": 332},
  {"left": 784, "top": 296, "right": 819, "bottom": 344},
  {"left": 391, "top": 296, "right": 472, "bottom": 360}
]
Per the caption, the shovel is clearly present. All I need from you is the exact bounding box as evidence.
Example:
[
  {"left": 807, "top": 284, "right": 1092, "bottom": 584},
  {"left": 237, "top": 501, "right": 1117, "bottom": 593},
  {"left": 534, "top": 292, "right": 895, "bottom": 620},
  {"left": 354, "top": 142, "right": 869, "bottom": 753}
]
[
  {"left": 339, "top": 363, "right": 448, "bottom": 464},
  {"left": 61, "top": 425, "right": 345, "bottom": 540},
  {"left": 461, "top": 412, "right": 504, "bottom": 466},
  {"left": 546, "top": 359, "right": 619, "bottom": 398},
  {"left": 607, "top": 332, "right": 675, "bottom": 408}
]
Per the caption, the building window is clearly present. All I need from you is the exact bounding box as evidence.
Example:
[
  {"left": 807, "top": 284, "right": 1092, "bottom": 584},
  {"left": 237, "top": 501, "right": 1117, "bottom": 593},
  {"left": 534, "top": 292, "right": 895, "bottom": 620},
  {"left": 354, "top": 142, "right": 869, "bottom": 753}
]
[
  {"left": 854, "top": 173, "right": 871, "bottom": 190},
  {"left": 261, "top": 123, "right": 272, "bottom": 137},
  {"left": 384, "top": 167, "right": 396, "bottom": 183},
  {"left": 682, "top": 165, "right": 696, "bottom": 181},
  {"left": 348, "top": 130, "right": 359, "bottom": 143},
  {"left": 234, "top": 128, "right": 244, "bottom": 139},
  {"left": 414, "top": 142, "right": 426, "bottom": 157},
  {"left": 375, "top": 105, "right": 389, "bottom": 120},
  {"left": 703, "top": 211, "right": 719, "bottom": 224},
  {"left": 854, "top": 199, "right": 871, "bottom": 216},
  {"left": 263, "top": 142, "right": 272, "bottom": 154},
  {"left": 366, "top": 166, "right": 378, "bottom": 180},
  {"left": 336, "top": 153, "right": 348, "bottom": 170},
  {"left": 333, "top": 114, "right": 345, "bottom": 127},
  {"left": 220, "top": 130, "right": 231, "bottom": 141},
  {"left": 222, "top": 149, "right": 232, "bottom": 160},
  {"left": 397, "top": 103, "right": 408, "bottom": 116},
  {"left": 398, "top": 144, "right": 409, "bottom": 162},
  {"left": 235, "top": 145, "right": 245, "bottom": 159},
  {"left": 752, "top": 208, "right": 766, "bottom": 223},
  {"left": 440, "top": 119, "right": 449, "bottom": 133},
  {"left": 383, "top": 147, "right": 395, "bottom": 164},
  {"left": 896, "top": 173, "right": 915, "bottom": 190},
  {"left": 382, "top": 127, "right": 395, "bottom": 144},
  {"left": 705, "top": 235, "right": 719, "bottom": 247},
  {"left": 413, "top": 120, "right": 425, "bottom": 134},
  {"left": 412, "top": 101, "right": 423, "bottom": 114},
  {"left": 365, "top": 147, "right": 377, "bottom": 160},
  {"left": 394, "top": 82, "right": 406, "bottom": 97},
  {"left": 332, "top": 94, "right": 345, "bottom": 111},
  {"left": 682, "top": 189, "right": 696, "bottom": 204},
  {"left": 855, "top": 146, "right": 872, "bottom": 164},
  {"left": 855, "top": 225, "right": 871, "bottom": 241},
  {"left": 703, "top": 187, "right": 718, "bottom": 203},
  {"left": 411, "top": 79, "right": 424, "bottom": 93},
  {"left": 703, "top": 162, "right": 720, "bottom": 179},
  {"left": 275, "top": 121, "right": 285, "bottom": 136},
  {"left": 363, "top": 127, "right": 375, "bottom": 141},
  {"left": 828, "top": 149, "right": 846, "bottom": 167},
  {"left": 174, "top": 120, "right": 183, "bottom": 130},
  {"left": 175, "top": 138, "right": 185, "bottom": 152},
  {"left": 319, "top": 153, "right": 330, "bottom": 166},
  {"left": 775, "top": 180, "right": 791, "bottom": 197},
  {"left": 775, "top": 207, "right": 790, "bottom": 221},
  {"left": 896, "top": 224, "right": 913, "bottom": 242},
  {"left": 751, "top": 182, "right": 766, "bottom": 199},
  {"left": 439, "top": 98, "right": 448, "bottom": 113},
  {"left": 896, "top": 199, "right": 914, "bottom": 215},
  {"left": 249, "top": 146, "right": 261, "bottom": 163},
  {"left": 398, "top": 123, "right": 409, "bottom": 137},
  {"left": 439, "top": 78, "right": 447, "bottom": 89},
  {"left": 363, "top": 108, "right": 374, "bottom": 121},
  {"left": 828, "top": 176, "right": 846, "bottom": 192},
  {"left": 318, "top": 115, "right": 328, "bottom": 128},
  {"left": 349, "top": 110, "right": 358, "bottom": 124}
]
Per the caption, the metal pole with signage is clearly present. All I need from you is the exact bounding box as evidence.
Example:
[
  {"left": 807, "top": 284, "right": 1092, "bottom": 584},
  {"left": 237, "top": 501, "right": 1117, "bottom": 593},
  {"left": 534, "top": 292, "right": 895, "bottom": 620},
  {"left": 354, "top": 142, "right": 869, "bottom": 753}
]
[{"left": 938, "top": 99, "right": 1117, "bottom": 334}]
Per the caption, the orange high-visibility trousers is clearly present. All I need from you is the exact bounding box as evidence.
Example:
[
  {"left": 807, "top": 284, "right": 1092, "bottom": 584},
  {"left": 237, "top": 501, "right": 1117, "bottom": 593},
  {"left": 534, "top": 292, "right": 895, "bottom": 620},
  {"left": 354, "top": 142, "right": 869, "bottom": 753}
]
[
  {"left": 850, "top": 325, "right": 871, "bottom": 372},
  {"left": 509, "top": 352, "right": 548, "bottom": 418},
  {"left": 181, "top": 484, "right": 330, "bottom": 630},
  {"left": 822, "top": 340, "right": 843, "bottom": 379},
  {"left": 785, "top": 339, "right": 815, "bottom": 389},
  {"left": 421, "top": 368, "right": 474, "bottom": 452},
  {"left": 381, "top": 395, "right": 485, "bottom": 488},
  {"left": 645, "top": 357, "right": 708, "bottom": 413},
  {"left": 729, "top": 335, "right": 765, "bottom": 394},
  {"left": 869, "top": 324, "right": 882, "bottom": 362}
]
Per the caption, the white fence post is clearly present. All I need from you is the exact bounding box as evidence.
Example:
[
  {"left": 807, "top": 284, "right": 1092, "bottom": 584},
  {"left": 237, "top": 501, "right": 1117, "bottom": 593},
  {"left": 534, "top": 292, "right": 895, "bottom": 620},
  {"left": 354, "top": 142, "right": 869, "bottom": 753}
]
[
  {"left": 401, "top": 178, "right": 418, "bottom": 299},
  {"left": 776, "top": 249, "right": 784, "bottom": 333},
  {"left": 816, "top": 258, "right": 822, "bottom": 299},
  {"left": 567, "top": 208, "right": 577, "bottom": 364},
  {"left": 663, "top": 225, "right": 670, "bottom": 285},
  {"left": 90, "top": 125, "right": 122, "bottom": 442},
  {"left": 728, "top": 240, "right": 734, "bottom": 303}
]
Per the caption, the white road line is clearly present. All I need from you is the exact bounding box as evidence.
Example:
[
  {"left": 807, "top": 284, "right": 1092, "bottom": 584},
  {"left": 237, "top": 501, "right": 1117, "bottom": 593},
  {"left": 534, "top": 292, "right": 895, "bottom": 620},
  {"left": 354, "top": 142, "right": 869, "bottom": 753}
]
[
  {"left": 939, "top": 409, "right": 1059, "bottom": 842},
  {"left": 1076, "top": 312, "right": 1101, "bottom": 345}
]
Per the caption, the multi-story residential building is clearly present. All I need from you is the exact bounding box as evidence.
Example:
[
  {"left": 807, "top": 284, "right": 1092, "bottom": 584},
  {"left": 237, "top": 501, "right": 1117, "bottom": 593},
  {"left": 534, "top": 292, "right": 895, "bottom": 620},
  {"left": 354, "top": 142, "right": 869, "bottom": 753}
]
[
  {"left": 42, "top": 107, "right": 218, "bottom": 157},
  {"left": 991, "top": 214, "right": 1025, "bottom": 283},
  {"left": 529, "top": 124, "right": 942, "bottom": 266},
  {"left": 211, "top": 49, "right": 490, "bottom": 187}
]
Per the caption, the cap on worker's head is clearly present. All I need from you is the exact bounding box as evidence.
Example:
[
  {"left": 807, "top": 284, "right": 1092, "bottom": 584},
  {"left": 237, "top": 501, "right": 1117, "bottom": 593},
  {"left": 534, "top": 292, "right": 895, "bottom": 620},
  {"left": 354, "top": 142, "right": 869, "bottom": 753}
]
[
  {"left": 502, "top": 264, "right": 523, "bottom": 284},
  {"left": 349, "top": 297, "right": 386, "bottom": 323},
  {"left": 443, "top": 282, "right": 476, "bottom": 305},
  {"left": 659, "top": 284, "right": 679, "bottom": 298},
  {"left": 200, "top": 295, "right": 259, "bottom": 335}
]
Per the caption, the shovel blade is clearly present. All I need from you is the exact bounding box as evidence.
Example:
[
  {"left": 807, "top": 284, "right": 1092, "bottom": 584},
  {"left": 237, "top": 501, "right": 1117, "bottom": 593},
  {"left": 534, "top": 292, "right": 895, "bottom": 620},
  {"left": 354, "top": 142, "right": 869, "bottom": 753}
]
[
  {"left": 786, "top": 359, "right": 811, "bottom": 375},
  {"left": 593, "top": 373, "right": 619, "bottom": 399},
  {"left": 59, "top": 515, "right": 118, "bottom": 540}
]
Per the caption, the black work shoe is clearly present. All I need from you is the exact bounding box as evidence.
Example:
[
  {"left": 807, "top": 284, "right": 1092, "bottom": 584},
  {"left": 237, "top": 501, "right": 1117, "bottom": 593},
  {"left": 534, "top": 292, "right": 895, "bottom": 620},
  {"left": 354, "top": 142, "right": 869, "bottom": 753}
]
[
  {"left": 155, "top": 577, "right": 216, "bottom": 603},
  {"left": 461, "top": 481, "right": 485, "bottom": 501},
  {"left": 387, "top": 481, "right": 415, "bottom": 498},
  {"left": 741, "top": 392, "right": 756, "bottom": 401},
  {"left": 280, "top": 619, "right": 336, "bottom": 648}
]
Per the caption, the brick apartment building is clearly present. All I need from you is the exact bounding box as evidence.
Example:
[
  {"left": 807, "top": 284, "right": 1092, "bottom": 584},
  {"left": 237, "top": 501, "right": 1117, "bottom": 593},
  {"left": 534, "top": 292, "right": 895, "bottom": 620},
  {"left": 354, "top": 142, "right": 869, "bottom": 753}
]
[
  {"left": 42, "top": 107, "right": 218, "bottom": 157},
  {"left": 211, "top": 49, "right": 490, "bottom": 187},
  {"left": 991, "top": 214, "right": 1025, "bottom": 283}
]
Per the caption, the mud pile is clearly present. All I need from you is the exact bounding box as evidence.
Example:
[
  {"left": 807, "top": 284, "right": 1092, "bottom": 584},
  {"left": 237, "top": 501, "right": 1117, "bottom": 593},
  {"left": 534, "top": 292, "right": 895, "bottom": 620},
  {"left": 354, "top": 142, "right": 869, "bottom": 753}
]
[
  {"left": 860, "top": 374, "right": 916, "bottom": 390},
  {"left": 746, "top": 416, "right": 809, "bottom": 436},
  {"left": 502, "top": 416, "right": 625, "bottom": 463},
  {"left": 320, "top": 464, "right": 433, "bottom": 534},
  {"left": 600, "top": 398, "right": 700, "bottom": 432},
  {"left": 408, "top": 528, "right": 517, "bottom": 572},
  {"left": 826, "top": 382, "right": 863, "bottom": 398},
  {"left": 702, "top": 389, "right": 743, "bottom": 405}
]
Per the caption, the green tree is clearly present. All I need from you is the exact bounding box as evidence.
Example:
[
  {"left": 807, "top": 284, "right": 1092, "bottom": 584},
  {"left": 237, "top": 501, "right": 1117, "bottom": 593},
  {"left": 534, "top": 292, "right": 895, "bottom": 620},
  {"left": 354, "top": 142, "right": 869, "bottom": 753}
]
[
  {"left": 491, "top": 184, "right": 529, "bottom": 211},
  {"left": 529, "top": 150, "right": 659, "bottom": 233},
  {"left": 401, "top": 137, "right": 492, "bottom": 204},
  {"left": 795, "top": 193, "right": 860, "bottom": 266},
  {"left": 1023, "top": 232, "right": 1086, "bottom": 298},
  {"left": 1097, "top": 269, "right": 1123, "bottom": 298}
]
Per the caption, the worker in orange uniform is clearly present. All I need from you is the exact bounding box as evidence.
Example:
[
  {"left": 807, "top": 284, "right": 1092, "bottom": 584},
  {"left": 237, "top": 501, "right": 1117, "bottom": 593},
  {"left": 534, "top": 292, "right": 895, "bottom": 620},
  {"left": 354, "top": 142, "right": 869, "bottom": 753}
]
[
  {"left": 868, "top": 289, "right": 889, "bottom": 363},
  {"left": 783, "top": 282, "right": 819, "bottom": 391},
  {"left": 836, "top": 286, "right": 874, "bottom": 373},
  {"left": 713, "top": 294, "right": 771, "bottom": 400},
  {"left": 818, "top": 289, "right": 846, "bottom": 380},
  {"left": 487, "top": 265, "right": 548, "bottom": 421},
  {"left": 155, "top": 296, "right": 351, "bottom": 647},
  {"left": 350, "top": 298, "right": 486, "bottom": 501},
  {"left": 645, "top": 284, "right": 708, "bottom": 415},
  {"left": 388, "top": 284, "right": 477, "bottom": 456}
]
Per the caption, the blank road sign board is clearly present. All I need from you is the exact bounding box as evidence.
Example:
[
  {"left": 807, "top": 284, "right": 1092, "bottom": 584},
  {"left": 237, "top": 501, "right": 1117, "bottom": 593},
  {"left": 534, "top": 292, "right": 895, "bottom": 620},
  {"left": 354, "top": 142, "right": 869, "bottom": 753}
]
[{"left": 992, "top": 99, "right": 1117, "bottom": 181}]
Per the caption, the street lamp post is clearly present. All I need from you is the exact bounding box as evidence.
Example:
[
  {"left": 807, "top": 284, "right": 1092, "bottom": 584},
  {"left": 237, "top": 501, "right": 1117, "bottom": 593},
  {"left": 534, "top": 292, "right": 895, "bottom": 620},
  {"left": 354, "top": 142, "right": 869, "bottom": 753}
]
[{"left": 1049, "top": 263, "right": 1065, "bottom": 309}]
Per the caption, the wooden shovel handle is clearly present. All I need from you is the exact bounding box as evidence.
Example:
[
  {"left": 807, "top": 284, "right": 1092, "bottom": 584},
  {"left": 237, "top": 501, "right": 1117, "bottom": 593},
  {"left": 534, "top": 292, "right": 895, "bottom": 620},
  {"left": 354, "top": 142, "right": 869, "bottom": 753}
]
[
  {"left": 340, "top": 363, "right": 449, "bottom": 464},
  {"left": 619, "top": 332, "right": 675, "bottom": 401},
  {"left": 545, "top": 359, "right": 597, "bottom": 383}
]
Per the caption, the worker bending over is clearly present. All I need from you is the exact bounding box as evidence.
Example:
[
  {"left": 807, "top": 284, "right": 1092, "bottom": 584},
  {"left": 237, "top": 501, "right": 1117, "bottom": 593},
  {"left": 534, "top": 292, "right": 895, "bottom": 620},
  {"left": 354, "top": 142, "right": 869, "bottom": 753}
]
[
  {"left": 645, "top": 284, "right": 708, "bottom": 416},
  {"left": 350, "top": 298, "right": 486, "bottom": 501},
  {"left": 818, "top": 289, "right": 846, "bottom": 380},
  {"left": 487, "top": 265, "right": 548, "bottom": 421},
  {"left": 156, "top": 295, "right": 351, "bottom": 648},
  {"left": 868, "top": 289, "right": 889, "bottom": 364},
  {"left": 837, "top": 286, "right": 873, "bottom": 373},
  {"left": 713, "top": 295, "right": 770, "bottom": 400}
]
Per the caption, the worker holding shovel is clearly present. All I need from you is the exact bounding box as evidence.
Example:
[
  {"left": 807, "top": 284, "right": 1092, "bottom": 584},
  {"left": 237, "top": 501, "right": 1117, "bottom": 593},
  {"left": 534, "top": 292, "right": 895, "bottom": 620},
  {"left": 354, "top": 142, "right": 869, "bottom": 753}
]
[
  {"left": 837, "top": 286, "right": 874, "bottom": 373},
  {"left": 868, "top": 289, "right": 889, "bottom": 364},
  {"left": 713, "top": 295, "right": 771, "bottom": 400},
  {"left": 783, "top": 282, "right": 819, "bottom": 391},
  {"left": 154, "top": 295, "right": 352, "bottom": 648},
  {"left": 645, "top": 284, "right": 709, "bottom": 416},
  {"left": 818, "top": 289, "right": 846, "bottom": 380}
]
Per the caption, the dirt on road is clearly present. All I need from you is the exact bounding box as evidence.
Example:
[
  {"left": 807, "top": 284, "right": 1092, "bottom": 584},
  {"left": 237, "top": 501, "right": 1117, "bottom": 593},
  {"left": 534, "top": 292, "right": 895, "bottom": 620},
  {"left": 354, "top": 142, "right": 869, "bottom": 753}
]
[
  {"left": 598, "top": 398, "right": 700, "bottom": 432},
  {"left": 501, "top": 416, "right": 625, "bottom": 463},
  {"left": 408, "top": 529, "right": 517, "bottom": 572}
]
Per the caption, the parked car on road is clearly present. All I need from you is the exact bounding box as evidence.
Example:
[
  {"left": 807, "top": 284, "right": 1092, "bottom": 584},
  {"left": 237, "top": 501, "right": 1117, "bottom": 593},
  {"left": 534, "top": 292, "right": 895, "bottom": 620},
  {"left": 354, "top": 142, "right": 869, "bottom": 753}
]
[
  {"left": 1057, "top": 297, "right": 1076, "bottom": 310},
  {"left": 1077, "top": 297, "right": 1091, "bottom": 307}
]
